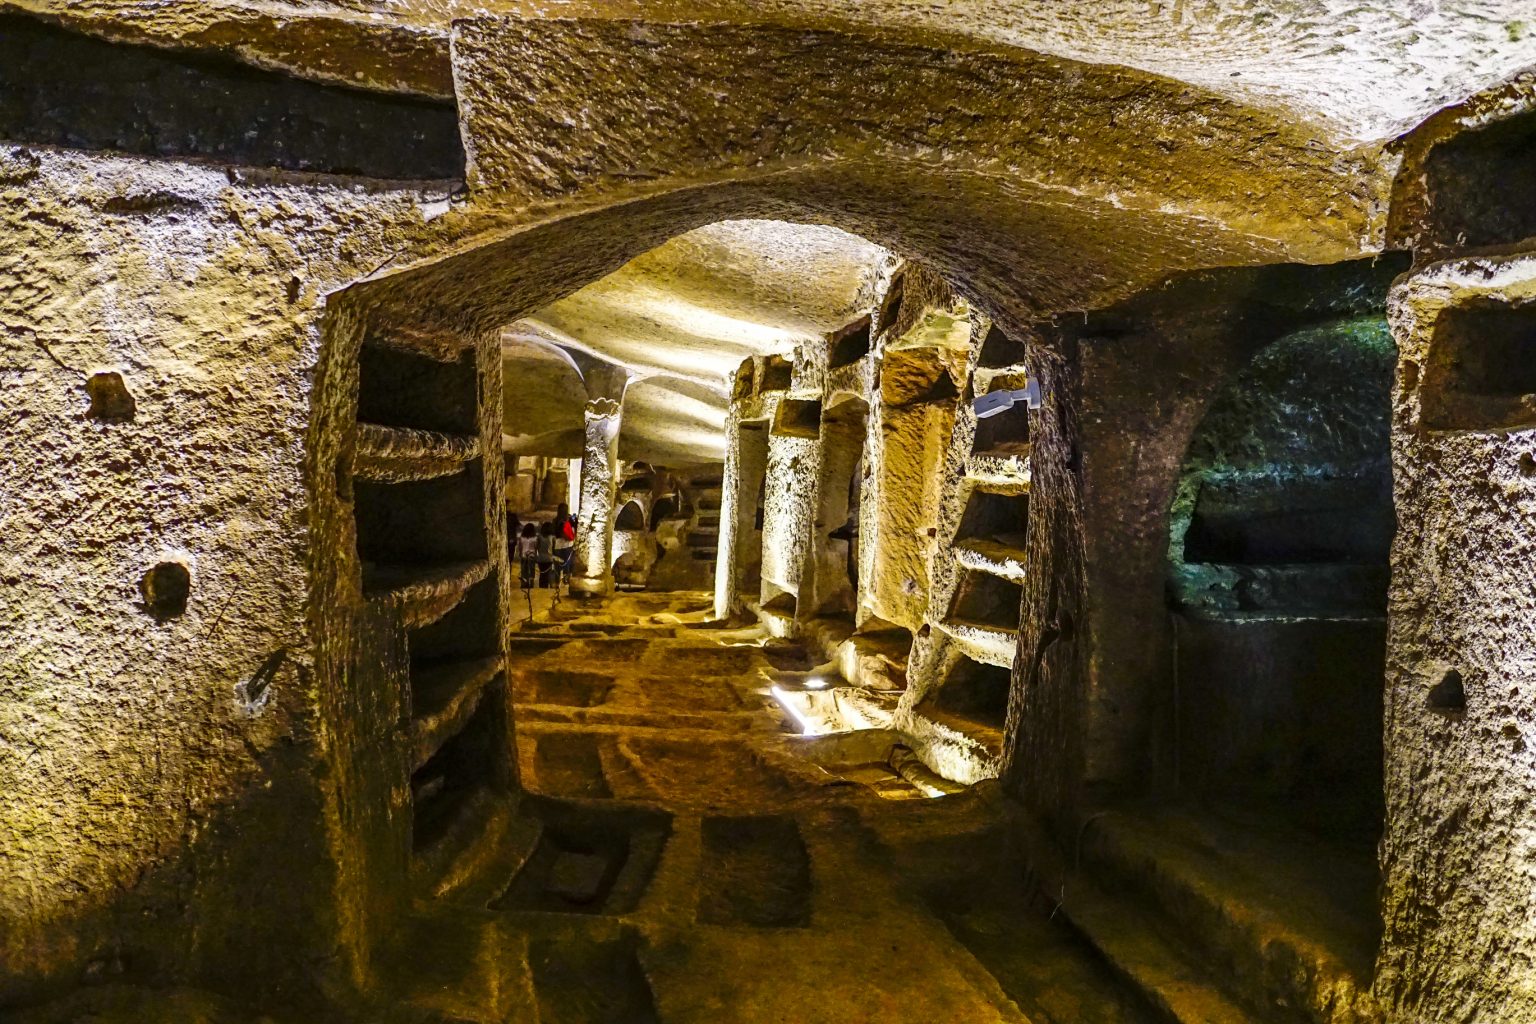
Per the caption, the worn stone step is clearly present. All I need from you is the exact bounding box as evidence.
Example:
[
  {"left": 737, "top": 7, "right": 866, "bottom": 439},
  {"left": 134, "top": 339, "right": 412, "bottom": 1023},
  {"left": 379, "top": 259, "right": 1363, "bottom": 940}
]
[
  {"left": 1056, "top": 876, "right": 1261, "bottom": 1024},
  {"left": 1077, "top": 809, "right": 1378, "bottom": 1024}
]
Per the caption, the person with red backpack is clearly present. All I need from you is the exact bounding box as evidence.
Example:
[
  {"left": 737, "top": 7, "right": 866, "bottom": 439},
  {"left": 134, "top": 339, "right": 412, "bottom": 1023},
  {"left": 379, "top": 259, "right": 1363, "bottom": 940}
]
[{"left": 552, "top": 502, "right": 576, "bottom": 585}]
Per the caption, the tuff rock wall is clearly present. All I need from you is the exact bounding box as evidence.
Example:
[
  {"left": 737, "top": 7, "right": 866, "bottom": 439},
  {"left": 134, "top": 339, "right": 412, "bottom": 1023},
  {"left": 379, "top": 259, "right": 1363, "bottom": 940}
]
[{"left": 0, "top": 145, "right": 449, "bottom": 1004}]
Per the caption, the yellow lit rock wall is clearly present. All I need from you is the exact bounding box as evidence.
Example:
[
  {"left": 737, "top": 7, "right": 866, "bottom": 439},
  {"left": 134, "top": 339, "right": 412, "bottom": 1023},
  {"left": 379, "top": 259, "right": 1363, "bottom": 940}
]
[
  {"left": 1377, "top": 252, "right": 1536, "bottom": 1023},
  {"left": 0, "top": 145, "right": 445, "bottom": 1002}
]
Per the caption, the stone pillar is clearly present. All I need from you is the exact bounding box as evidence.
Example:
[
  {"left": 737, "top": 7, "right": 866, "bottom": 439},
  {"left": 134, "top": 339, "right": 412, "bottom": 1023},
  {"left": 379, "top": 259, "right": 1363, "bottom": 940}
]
[
  {"left": 571, "top": 397, "right": 623, "bottom": 595},
  {"left": 569, "top": 358, "right": 629, "bottom": 596}
]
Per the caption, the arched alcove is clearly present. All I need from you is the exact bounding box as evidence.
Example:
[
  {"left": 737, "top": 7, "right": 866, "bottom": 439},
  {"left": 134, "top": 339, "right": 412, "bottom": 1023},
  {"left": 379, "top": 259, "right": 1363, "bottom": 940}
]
[
  {"left": 615, "top": 500, "right": 646, "bottom": 532},
  {"left": 1168, "top": 314, "right": 1395, "bottom": 831}
]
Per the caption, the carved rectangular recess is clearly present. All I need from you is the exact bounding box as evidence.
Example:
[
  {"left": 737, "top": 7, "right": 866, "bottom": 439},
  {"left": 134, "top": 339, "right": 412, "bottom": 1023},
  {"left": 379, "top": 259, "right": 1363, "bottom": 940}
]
[
  {"left": 928, "top": 658, "right": 1011, "bottom": 731},
  {"left": 411, "top": 685, "right": 509, "bottom": 851},
  {"left": 1420, "top": 301, "right": 1536, "bottom": 432},
  {"left": 354, "top": 467, "right": 487, "bottom": 567},
  {"left": 698, "top": 815, "right": 812, "bottom": 928},
  {"left": 528, "top": 929, "right": 660, "bottom": 1024},
  {"left": 976, "top": 325, "right": 1028, "bottom": 368},
  {"left": 772, "top": 398, "right": 823, "bottom": 439},
  {"left": 956, "top": 489, "right": 1029, "bottom": 544},
  {"left": 759, "top": 355, "right": 794, "bottom": 393},
  {"left": 828, "top": 315, "right": 873, "bottom": 369},
  {"left": 948, "top": 571, "right": 1023, "bottom": 632},
  {"left": 495, "top": 800, "right": 671, "bottom": 916},
  {"left": 0, "top": 14, "right": 464, "bottom": 180},
  {"left": 358, "top": 343, "right": 478, "bottom": 435},
  {"left": 972, "top": 406, "right": 1030, "bottom": 455},
  {"left": 410, "top": 574, "right": 501, "bottom": 666},
  {"left": 1423, "top": 109, "right": 1536, "bottom": 253}
]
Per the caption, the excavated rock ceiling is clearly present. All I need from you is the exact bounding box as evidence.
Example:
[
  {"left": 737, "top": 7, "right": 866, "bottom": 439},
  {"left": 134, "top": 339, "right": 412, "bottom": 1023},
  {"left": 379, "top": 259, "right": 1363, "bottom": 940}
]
[
  {"left": 12, "top": 0, "right": 1536, "bottom": 144},
  {"left": 502, "top": 219, "right": 892, "bottom": 464}
]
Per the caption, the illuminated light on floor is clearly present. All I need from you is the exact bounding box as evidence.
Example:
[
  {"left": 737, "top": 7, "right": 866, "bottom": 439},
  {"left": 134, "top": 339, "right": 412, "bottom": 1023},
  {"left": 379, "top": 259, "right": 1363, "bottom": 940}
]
[
  {"left": 770, "top": 685, "right": 822, "bottom": 736},
  {"left": 804, "top": 676, "right": 829, "bottom": 690}
]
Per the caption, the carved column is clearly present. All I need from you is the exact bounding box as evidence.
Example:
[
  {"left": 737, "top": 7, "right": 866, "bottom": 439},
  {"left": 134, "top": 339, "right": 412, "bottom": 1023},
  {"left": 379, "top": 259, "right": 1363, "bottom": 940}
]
[{"left": 570, "top": 361, "right": 629, "bottom": 596}]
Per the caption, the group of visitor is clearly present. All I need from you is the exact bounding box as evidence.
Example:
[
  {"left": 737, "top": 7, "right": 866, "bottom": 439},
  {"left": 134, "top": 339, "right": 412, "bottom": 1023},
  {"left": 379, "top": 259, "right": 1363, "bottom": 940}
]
[{"left": 510, "top": 503, "right": 576, "bottom": 590}]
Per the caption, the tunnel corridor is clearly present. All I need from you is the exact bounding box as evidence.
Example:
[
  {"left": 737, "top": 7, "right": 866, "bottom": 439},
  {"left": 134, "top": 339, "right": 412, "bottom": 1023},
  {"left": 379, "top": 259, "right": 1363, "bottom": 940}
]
[{"left": 6, "top": 6, "right": 1536, "bottom": 1024}]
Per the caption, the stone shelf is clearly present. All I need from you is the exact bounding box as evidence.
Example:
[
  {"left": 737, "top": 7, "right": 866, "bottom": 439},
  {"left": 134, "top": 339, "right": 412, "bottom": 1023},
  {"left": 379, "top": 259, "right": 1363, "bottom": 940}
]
[
  {"left": 364, "top": 559, "right": 492, "bottom": 628},
  {"left": 951, "top": 536, "right": 1028, "bottom": 582},
  {"left": 934, "top": 618, "right": 1018, "bottom": 669},
  {"left": 354, "top": 422, "right": 480, "bottom": 483},
  {"left": 410, "top": 783, "right": 509, "bottom": 894},
  {"left": 411, "top": 657, "right": 505, "bottom": 770},
  {"left": 965, "top": 449, "right": 1032, "bottom": 493}
]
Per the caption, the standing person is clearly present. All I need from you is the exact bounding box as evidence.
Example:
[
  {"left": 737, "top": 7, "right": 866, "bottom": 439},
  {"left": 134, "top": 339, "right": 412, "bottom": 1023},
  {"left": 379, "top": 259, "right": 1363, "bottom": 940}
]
[
  {"left": 536, "top": 521, "right": 557, "bottom": 588},
  {"left": 553, "top": 501, "right": 576, "bottom": 585},
  {"left": 507, "top": 512, "right": 521, "bottom": 576},
  {"left": 516, "top": 522, "right": 538, "bottom": 590}
]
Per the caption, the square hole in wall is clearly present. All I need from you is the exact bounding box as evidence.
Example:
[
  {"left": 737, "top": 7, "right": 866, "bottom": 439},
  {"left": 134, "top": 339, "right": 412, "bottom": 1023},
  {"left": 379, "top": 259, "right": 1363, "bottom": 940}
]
[
  {"left": 772, "top": 398, "right": 823, "bottom": 439},
  {"left": 925, "top": 658, "right": 1010, "bottom": 731},
  {"left": 1423, "top": 109, "right": 1536, "bottom": 253},
  {"left": 1420, "top": 301, "right": 1536, "bottom": 432},
  {"left": 947, "top": 571, "right": 1024, "bottom": 631},
  {"left": 828, "top": 315, "right": 873, "bottom": 369},
  {"left": 759, "top": 356, "right": 793, "bottom": 393},
  {"left": 358, "top": 342, "right": 478, "bottom": 435},
  {"left": 354, "top": 467, "right": 487, "bottom": 567},
  {"left": 410, "top": 574, "right": 501, "bottom": 665},
  {"left": 956, "top": 490, "right": 1029, "bottom": 545},
  {"left": 976, "top": 325, "right": 1028, "bottom": 369}
]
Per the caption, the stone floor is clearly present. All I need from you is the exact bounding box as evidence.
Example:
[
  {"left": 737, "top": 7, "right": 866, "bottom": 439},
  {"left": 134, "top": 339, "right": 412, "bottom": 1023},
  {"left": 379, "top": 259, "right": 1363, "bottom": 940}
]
[
  {"left": 388, "top": 590, "right": 1159, "bottom": 1024},
  {"left": 16, "top": 591, "right": 1379, "bottom": 1024}
]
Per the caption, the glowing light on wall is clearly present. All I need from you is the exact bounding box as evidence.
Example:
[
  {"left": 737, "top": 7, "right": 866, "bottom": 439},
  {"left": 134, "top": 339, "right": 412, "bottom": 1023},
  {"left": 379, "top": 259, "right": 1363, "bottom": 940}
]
[{"left": 770, "top": 685, "right": 822, "bottom": 736}]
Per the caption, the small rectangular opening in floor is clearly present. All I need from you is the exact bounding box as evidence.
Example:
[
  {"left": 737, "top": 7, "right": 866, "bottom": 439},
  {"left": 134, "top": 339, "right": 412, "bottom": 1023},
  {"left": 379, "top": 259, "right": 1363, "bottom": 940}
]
[
  {"left": 532, "top": 733, "right": 613, "bottom": 799},
  {"left": 528, "top": 928, "right": 660, "bottom": 1024},
  {"left": 494, "top": 800, "right": 671, "bottom": 916},
  {"left": 515, "top": 669, "right": 616, "bottom": 708},
  {"left": 698, "top": 814, "right": 812, "bottom": 928},
  {"left": 639, "top": 643, "right": 761, "bottom": 676}
]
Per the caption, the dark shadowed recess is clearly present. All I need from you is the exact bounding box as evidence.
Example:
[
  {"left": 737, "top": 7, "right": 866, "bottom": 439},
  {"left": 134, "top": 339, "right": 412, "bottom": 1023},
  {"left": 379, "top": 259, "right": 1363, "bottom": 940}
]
[{"left": 0, "top": 14, "right": 464, "bottom": 180}]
